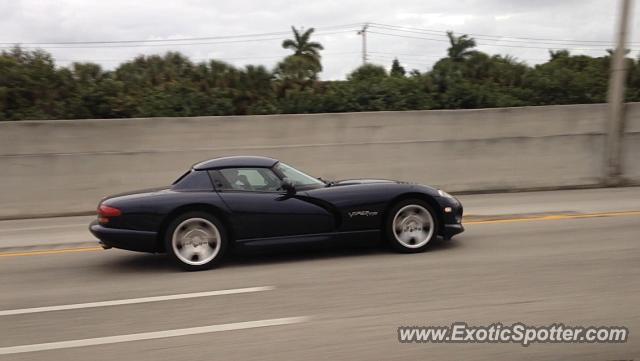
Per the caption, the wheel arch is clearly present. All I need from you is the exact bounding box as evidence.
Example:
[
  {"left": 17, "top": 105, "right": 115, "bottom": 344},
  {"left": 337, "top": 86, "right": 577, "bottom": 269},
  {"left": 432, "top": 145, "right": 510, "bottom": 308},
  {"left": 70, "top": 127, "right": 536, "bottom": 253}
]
[
  {"left": 156, "top": 203, "right": 234, "bottom": 252},
  {"left": 382, "top": 192, "right": 443, "bottom": 233}
]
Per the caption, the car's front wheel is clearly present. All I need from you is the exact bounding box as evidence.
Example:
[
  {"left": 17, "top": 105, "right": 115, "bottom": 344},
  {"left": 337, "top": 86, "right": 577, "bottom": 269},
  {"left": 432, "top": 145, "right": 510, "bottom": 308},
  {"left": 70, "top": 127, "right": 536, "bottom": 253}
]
[
  {"left": 386, "top": 199, "right": 438, "bottom": 253},
  {"left": 164, "top": 212, "right": 228, "bottom": 271}
]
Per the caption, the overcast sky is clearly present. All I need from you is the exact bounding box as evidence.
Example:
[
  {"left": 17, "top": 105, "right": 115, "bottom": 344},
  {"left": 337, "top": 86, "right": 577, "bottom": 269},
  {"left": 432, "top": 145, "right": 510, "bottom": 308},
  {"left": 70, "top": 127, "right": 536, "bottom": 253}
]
[{"left": 1, "top": 0, "right": 637, "bottom": 79}]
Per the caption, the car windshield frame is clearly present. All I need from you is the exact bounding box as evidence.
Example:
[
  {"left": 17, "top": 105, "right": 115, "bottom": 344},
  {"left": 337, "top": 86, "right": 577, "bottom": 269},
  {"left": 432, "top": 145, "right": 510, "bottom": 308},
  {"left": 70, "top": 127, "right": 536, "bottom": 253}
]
[{"left": 273, "top": 162, "right": 325, "bottom": 188}]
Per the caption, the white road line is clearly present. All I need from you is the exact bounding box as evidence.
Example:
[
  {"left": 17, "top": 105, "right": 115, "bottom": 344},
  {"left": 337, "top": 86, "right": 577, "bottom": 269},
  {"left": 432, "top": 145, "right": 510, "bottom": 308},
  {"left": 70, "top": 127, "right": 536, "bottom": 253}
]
[
  {"left": 0, "top": 223, "right": 89, "bottom": 232},
  {"left": 0, "top": 286, "right": 275, "bottom": 316},
  {"left": 0, "top": 316, "right": 310, "bottom": 355}
]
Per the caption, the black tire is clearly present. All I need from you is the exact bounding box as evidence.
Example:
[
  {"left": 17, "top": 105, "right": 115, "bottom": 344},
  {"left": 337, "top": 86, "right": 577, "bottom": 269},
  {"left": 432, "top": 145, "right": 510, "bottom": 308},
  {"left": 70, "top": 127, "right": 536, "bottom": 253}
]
[
  {"left": 385, "top": 199, "right": 439, "bottom": 253},
  {"left": 164, "top": 211, "right": 228, "bottom": 271}
]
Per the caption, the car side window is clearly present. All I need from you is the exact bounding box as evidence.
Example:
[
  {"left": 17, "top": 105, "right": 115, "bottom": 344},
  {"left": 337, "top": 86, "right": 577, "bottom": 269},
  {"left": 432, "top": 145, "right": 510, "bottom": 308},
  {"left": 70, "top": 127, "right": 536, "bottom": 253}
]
[{"left": 217, "top": 168, "right": 282, "bottom": 192}]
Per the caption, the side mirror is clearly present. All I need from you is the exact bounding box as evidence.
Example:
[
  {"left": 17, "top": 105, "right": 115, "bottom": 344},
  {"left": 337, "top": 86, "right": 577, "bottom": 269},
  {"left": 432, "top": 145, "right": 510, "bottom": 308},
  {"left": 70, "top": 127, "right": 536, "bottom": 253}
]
[{"left": 281, "top": 178, "right": 296, "bottom": 194}]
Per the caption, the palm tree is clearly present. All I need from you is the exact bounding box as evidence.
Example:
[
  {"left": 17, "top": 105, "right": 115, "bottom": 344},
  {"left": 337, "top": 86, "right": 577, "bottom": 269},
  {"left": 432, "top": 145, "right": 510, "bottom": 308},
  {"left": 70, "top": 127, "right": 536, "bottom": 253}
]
[
  {"left": 446, "top": 31, "right": 477, "bottom": 61},
  {"left": 282, "top": 26, "right": 324, "bottom": 70}
]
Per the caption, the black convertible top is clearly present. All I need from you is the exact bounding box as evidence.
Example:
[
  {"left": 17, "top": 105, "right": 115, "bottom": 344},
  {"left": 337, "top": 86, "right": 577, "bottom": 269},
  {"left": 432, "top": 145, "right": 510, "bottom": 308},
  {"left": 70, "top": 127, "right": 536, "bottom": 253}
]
[{"left": 192, "top": 156, "right": 279, "bottom": 170}]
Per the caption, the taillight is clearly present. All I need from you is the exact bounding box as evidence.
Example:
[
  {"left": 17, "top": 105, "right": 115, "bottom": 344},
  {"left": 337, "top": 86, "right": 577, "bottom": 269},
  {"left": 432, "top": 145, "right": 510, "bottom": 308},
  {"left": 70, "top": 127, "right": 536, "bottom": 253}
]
[{"left": 98, "top": 204, "right": 121, "bottom": 223}]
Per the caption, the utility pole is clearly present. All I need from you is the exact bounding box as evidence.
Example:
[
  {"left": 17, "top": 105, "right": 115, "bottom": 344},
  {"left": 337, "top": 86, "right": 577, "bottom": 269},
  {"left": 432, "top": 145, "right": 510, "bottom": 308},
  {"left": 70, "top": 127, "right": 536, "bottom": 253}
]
[
  {"left": 357, "top": 23, "right": 369, "bottom": 65},
  {"left": 605, "top": 0, "right": 633, "bottom": 185}
]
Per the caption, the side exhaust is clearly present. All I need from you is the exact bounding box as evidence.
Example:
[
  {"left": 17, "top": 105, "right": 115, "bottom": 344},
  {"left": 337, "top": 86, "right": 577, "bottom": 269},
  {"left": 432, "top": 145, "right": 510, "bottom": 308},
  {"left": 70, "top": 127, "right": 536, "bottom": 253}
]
[{"left": 98, "top": 241, "right": 112, "bottom": 250}]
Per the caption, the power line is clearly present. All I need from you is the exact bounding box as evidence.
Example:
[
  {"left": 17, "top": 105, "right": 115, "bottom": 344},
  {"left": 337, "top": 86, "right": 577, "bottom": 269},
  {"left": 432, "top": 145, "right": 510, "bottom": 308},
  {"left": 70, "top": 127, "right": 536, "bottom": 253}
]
[
  {"left": 5, "top": 21, "right": 632, "bottom": 49},
  {"left": 0, "top": 29, "right": 359, "bottom": 49},
  {"left": 54, "top": 51, "right": 360, "bottom": 63},
  {"left": 5, "top": 21, "right": 635, "bottom": 52},
  {"left": 1, "top": 31, "right": 293, "bottom": 46},
  {"left": 369, "top": 51, "right": 448, "bottom": 58},
  {"left": 0, "top": 23, "right": 361, "bottom": 46},
  {"left": 368, "top": 30, "right": 449, "bottom": 43},
  {"left": 369, "top": 52, "right": 550, "bottom": 64},
  {"left": 367, "top": 30, "right": 637, "bottom": 52},
  {"left": 369, "top": 22, "right": 640, "bottom": 45},
  {"left": 368, "top": 24, "right": 617, "bottom": 48}
]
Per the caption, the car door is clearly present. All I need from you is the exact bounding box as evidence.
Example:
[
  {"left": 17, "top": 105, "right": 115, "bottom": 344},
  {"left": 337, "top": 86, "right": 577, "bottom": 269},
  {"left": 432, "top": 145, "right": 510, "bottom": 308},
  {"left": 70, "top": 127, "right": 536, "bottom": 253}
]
[{"left": 210, "top": 167, "right": 334, "bottom": 240}]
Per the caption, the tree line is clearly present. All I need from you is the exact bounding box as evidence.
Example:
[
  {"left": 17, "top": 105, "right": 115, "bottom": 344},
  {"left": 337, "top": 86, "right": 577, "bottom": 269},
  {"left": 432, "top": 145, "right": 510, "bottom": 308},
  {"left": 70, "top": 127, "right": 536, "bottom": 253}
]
[{"left": 2, "top": 27, "right": 640, "bottom": 121}]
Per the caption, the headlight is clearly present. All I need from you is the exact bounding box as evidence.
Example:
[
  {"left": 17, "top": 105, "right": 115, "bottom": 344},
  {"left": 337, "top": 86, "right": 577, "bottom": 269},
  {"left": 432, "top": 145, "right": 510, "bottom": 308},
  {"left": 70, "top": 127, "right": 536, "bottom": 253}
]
[{"left": 438, "top": 189, "right": 454, "bottom": 199}]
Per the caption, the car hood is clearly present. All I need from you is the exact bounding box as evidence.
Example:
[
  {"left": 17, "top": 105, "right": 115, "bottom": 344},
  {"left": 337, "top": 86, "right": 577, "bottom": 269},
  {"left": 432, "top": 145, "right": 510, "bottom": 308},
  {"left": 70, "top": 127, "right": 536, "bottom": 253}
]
[
  {"left": 316, "top": 178, "right": 439, "bottom": 196},
  {"left": 329, "top": 179, "right": 401, "bottom": 186}
]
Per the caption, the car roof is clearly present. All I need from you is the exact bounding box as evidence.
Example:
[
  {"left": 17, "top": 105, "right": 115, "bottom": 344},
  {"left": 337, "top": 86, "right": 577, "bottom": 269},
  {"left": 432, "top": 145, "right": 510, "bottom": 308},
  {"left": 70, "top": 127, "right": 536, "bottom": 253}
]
[{"left": 192, "top": 156, "right": 279, "bottom": 170}]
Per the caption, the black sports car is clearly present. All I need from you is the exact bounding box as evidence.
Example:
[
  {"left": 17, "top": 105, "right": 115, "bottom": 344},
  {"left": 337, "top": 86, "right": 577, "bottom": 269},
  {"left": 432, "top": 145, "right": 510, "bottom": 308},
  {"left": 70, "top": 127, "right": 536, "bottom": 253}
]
[{"left": 90, "top": 156, "right": 464, "bottom": 270}]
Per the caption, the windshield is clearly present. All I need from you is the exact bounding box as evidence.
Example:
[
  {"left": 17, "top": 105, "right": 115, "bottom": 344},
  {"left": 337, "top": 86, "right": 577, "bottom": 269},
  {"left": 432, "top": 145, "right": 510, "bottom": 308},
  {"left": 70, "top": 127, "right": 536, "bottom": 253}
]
[{"left": 275, "top": 162, "right": 324, "bottom": 187}]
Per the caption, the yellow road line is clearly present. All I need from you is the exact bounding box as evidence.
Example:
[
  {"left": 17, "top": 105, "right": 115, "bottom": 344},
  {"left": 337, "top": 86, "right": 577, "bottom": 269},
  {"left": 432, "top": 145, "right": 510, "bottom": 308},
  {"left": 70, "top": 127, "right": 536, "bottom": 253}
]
[
  {"left": 0, "top": 247, "right": 102, "bottom": 258},
  {"left": 1, "top": 210, "right": 639, "bottom": 258},
  {"left": 465, "top": 210, "right": 640, "bottom": 225}
]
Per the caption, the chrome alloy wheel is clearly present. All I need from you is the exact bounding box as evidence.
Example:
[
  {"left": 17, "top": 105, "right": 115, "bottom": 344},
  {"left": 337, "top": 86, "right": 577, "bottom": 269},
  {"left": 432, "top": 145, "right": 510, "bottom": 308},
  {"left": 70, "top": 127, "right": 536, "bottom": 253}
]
[
  {"left": 171, "top": 218, "right": 221, "bottom": 266},
  {"left": 392, "top": 204, "right": 435, "bottom": 248}
]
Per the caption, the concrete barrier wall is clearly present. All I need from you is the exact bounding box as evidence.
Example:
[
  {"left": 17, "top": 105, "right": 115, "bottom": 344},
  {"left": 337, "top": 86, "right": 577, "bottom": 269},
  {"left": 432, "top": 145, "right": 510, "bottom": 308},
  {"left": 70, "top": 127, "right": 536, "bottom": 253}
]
[
  {"left": 1, "top": 103, "right": 638, "bottom": 218},
  {"left": 624, "top": 104, "right": 640, "bottom": 181}
]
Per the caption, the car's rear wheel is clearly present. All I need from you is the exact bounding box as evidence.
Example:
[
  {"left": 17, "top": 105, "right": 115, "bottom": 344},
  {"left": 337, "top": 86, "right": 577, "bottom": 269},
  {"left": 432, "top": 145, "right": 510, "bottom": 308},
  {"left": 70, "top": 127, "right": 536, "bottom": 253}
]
[
  {"left": 386, "top": 199, "right": 438, "bottom": 253},
  {"left": 164, "top": 212, "right": 228, "bottom": 271}
]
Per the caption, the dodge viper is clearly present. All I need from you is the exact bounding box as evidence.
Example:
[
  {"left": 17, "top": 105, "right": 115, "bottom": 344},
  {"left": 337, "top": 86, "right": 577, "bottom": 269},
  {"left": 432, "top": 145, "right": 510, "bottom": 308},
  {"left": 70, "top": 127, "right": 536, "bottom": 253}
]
[{"left": 90, "top": 156, "right": 464, "bottom": 270}]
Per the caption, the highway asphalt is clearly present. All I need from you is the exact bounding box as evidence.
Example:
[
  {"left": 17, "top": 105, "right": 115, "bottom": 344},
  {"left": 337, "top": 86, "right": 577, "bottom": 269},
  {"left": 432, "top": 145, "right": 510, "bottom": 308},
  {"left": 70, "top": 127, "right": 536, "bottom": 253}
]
[{"left": 0, "top": 187, "right": 639, "bottom": 360}]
